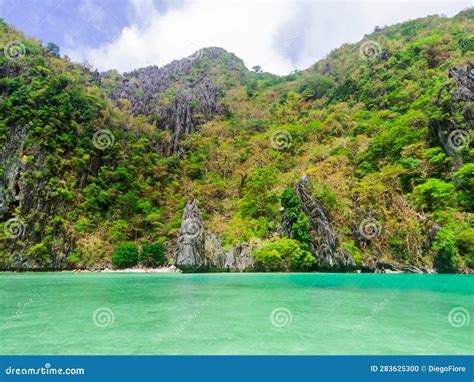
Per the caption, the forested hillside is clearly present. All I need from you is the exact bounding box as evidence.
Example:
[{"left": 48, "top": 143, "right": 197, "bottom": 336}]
[{"left": 0, "top": 9, "right": 472, "bottom": 272}]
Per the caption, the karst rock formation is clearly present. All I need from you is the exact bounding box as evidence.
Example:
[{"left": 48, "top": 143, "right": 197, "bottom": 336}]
[{"left": 295, "top": 175, "right": 355, "bottom": 270}]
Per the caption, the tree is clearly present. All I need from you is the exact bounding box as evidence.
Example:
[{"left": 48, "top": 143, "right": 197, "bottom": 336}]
[
  {"left": 240, "top": 167, "right": 278, "bottom": 219},
  {"left": 280, "top": 187, "right": 311, "bottom": 250},
  {"left": 298, "top": 75, "right": 334, "bottom": 100},
  {"left": 46, "top": 42, "right": 60, "bottom": 57},
  {"left": 411, "top": 178, "right": 455, "bottom": 211},
  {"left": 112, "top": 242, "right": 139, "bottom": 269},
  {"left": 252, "top": 238, "right": 316, "bottom": 271},
  {"left": 140, "top": 240, "right": 167, "bottom": 267}
]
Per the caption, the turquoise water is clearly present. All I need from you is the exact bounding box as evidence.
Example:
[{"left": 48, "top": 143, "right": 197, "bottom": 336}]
[{"left": 0, "top": 273, "right": 472, "bottom": 355}]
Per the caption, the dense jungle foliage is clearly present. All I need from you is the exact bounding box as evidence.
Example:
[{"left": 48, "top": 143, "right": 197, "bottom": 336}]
[{"left": 0, "top": 9, "right": 472, "bottom": 272}]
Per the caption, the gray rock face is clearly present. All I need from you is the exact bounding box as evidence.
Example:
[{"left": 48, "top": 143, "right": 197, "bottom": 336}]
[
  {"left": 205, "top": 233, "right": 226, "bottom": 267},
  {"left": 295, "top": 175, "right": 355, "bottom": 270},
  {"left": 174, "top": 201, "right": 254, "bottom": 271},
  {"left": 432, "top": 62, "right": 473, "bottom": 172},
  {"left": 174, "top": 200, "right": 206, "bottom": 268},
  {"left": 0, "top": 125, "right": 28, "bottom": 219},
  {"left": 104, "top": 48, "right": 245, "bottom": 154},
  {"left": 449, "top": 62, "right": 474, "bottom": 102},
  {"left": 222, "top": 243, "right": 255, "bottom": 271},
  {"left": 204, "top": 233, "right": 254, "bottom": 271},
  {"left": 166, "top": 81, "right": 222, "bottom": 153}
]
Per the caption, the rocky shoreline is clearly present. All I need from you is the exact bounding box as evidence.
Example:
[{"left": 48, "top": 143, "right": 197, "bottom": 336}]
[
  {"left": 0, "top": 265, "right": 183, "bottom": 273},
  {"left": 169, "top": 180, "right": 442, "bottom": 275}
]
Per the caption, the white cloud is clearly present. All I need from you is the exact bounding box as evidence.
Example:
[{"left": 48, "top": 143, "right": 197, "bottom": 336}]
[{"left": 66, "top": 0, "right": 472, "bottom": 75}]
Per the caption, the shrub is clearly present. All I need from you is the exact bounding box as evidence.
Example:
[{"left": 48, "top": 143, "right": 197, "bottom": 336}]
[
  {"left": 112, "top": 242, "right": 139, "bottom": 269},
  {"left": 252, "top": 238, "right": 316, "bottom": 272},
  {"left": 389, "top": 237, "right": 410, "bottom": 260},
  {"left": 280, "top": 186, "right": 311, "bottom": 250},
  {"left": 456, "top": 228, "right": 474, "bottom": 269},
  {"left": 140, "top": 240, "right": 167, "bottom": 267},
  {"left": 298, "top": 75, "right": 334, "bottom": 100},
  {"left": 342, "top": 241, "right": 362, "bottom": 266},
  {"left": 432, "top": 227, "right": 458, "bottom": 273},
  {"left": 240, "top": 167, "right": 278, "bottom": 219},
  {"left": 411, "top": 178, "right": 455, "bottom": 211}
]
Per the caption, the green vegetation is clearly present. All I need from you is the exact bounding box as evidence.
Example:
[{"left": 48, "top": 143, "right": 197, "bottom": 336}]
[
  {"left": 252, "top": 238, "right": 316, "bottom": 271},
  {"left": 112, "top": 242, "right": 139, "bottom": 269},
  {"left": 140, "top": 240, "right": 167, "bottom": 267},
  {"left": 0, "top": 10, "right": 473, "bottom": 272}
]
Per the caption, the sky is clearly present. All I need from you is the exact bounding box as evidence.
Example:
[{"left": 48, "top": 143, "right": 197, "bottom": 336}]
[{"left": 1, "top": 0, "right": 472, "bottom": 74}]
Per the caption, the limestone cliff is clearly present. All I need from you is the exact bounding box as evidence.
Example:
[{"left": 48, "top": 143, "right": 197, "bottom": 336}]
[
  {"left": 174, "top": 201, "right": 254, "bottom": 271},
  {"left": 295, "top": 175, "right": 355, "bottom": 270},
  {"left": 104, "top": 47, "right": 247, "bottom": 154}
]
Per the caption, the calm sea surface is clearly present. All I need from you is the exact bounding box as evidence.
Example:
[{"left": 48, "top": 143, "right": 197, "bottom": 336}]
[{"left": 0, "top": 272, "right": 472, "bottom": 354}]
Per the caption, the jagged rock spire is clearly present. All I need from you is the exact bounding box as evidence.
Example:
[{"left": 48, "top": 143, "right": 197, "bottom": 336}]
[
  {"left": 295, "top": 175, "right": 355, "bottom": 270},
  {"left": 449, "top": 62, "right": 474, "bottom": 101},
  {"left": 174, "top": 200, "right": 206, "bottom": 268}
]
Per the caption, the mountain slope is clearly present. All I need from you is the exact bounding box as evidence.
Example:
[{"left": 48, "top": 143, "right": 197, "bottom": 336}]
[
  {"left": 0, "top": 10, "right": 472, "bottom": 272},
  {"left": 102, "top": 47, "right": 249, "bottom": 154}
]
